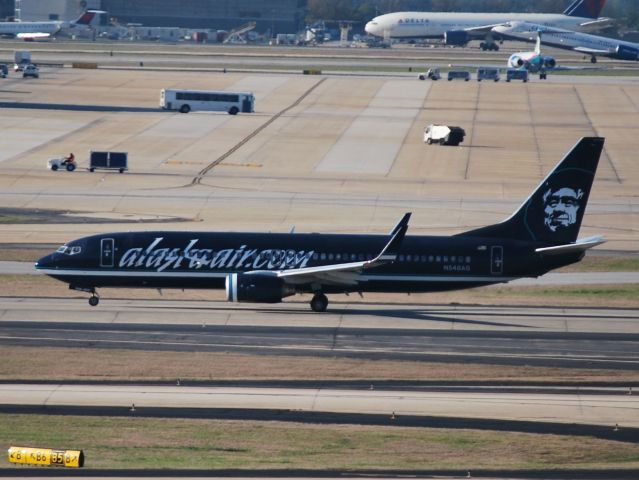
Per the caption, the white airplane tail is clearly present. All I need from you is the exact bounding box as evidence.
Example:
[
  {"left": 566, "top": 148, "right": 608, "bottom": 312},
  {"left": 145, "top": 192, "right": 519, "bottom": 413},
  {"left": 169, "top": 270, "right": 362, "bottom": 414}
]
[{"left": 535, "top": 31, "right": 542, "bottom": 55}]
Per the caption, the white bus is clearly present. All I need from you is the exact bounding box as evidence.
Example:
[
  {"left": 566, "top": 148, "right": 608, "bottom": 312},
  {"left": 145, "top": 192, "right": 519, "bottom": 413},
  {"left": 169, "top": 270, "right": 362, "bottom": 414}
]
[{"left": 160, "top": 89, "right": 254, "bottom": 115}]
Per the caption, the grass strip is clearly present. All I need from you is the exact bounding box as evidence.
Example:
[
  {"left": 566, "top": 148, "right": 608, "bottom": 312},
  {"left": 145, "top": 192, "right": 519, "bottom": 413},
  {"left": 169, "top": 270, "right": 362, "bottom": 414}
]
[{"left": 1, "top": 414, "right": 638, "bottom": 470}]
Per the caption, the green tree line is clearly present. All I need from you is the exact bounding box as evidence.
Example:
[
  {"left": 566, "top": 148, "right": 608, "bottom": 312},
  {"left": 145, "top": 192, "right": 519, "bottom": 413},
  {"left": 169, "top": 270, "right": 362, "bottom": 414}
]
[{"left": 307, "top": 0, "right": 639, "bottom": 30}]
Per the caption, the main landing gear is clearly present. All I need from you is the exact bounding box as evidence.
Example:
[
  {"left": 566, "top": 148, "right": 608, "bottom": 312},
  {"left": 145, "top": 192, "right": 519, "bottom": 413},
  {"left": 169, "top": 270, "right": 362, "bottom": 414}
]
[{"left": 310, "top": 293, "right": 328, "bottom": 312}]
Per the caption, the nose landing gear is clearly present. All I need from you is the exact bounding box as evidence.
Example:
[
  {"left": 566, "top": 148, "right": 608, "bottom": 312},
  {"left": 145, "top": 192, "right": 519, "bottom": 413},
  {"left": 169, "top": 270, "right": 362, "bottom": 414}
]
[{"left": 88, "top": 291, "right": 100, "bottom": 306}]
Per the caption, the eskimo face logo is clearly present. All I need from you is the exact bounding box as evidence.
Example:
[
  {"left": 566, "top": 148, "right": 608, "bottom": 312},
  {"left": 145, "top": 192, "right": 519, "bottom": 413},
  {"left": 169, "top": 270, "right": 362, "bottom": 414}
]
[{"left": 543, "top": 187, "right": 583, "bottom": 232}]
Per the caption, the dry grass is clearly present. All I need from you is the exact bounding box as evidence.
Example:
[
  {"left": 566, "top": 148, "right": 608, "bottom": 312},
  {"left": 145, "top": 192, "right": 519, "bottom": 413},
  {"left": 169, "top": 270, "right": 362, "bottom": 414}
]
[
  {"left": 1, "top": 273, "right": 639, "bottom": 308},
  {"left": 1, "top": 345, "right": 638, "bottom": 383},
  {"left": 2, "top": 414, "right": 639, "bottom": 470}
]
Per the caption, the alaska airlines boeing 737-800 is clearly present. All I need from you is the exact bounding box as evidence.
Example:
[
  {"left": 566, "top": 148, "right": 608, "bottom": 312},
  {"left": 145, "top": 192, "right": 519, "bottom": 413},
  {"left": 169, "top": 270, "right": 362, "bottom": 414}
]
[
  {"left": 36, "top": 138, "right": 605, "bottom": 312},
  {"left": 365, "top": 0, "right": 611, "bottom": 51}
]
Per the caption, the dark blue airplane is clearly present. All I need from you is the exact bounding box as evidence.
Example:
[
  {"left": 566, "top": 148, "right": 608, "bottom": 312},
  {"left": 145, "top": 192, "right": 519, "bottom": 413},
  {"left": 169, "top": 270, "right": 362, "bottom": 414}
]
[{"left": 36, "top": 137, "right": 605, "bottom": 312}]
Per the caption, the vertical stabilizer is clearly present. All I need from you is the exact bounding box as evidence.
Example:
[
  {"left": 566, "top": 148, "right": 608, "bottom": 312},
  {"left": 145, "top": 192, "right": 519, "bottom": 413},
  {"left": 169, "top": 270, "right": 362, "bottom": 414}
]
[
  {"left": 459, "top": 137, "right": 604, "bottom": 245},
  {"left": 563, "top": 0, "right": 606, "bottom": 19}
]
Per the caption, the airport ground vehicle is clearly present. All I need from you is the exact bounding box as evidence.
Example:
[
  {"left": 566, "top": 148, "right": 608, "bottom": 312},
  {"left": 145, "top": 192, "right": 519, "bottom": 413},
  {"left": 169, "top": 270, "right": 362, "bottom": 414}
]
[
  {"left": 506, "top": 69, "right": 529, "bottom": 82},
  {"left": 47, "top": 156, "right": 77, "bottom": 172},
  {"left": 477, "top": 67, "right": 500, "bottom": 81},
  {"left": 0, "top": 64, "right": 7, "bottom": 78},
  {"left": 13, "top": 50, "right": 31, "bottom": 72},
  {"left": 22, "top": 64, "right": 39, "bottom": 78},
  {"left": 423, "top": 125, "right": 466, "bottom": 146},
  {"left": 418, "top": 68, "right": 441, "bottom": 80},
  {"left": 160, "top": 89, "right": 254, "bottom": 114},
  {"left": 89, "top": 151, "right": 128, "bottom": 173},
  {"left": 448, "top": 70, "right": 471, "bottom": 81}
]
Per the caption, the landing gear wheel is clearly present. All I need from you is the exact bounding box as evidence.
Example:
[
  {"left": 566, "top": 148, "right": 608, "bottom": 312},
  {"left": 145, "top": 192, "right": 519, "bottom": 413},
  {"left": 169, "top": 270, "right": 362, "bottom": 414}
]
[
  {"left": 89, "top": 295, "right": 99, "bottom": 307},
  {"left": 310, "top": 293, "right": 328, "bottom": 313}
]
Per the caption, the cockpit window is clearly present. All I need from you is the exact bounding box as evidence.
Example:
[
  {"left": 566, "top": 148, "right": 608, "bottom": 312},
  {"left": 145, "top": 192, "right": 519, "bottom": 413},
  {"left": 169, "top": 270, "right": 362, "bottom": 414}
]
[{"left": 56, "top": 245, "right": 82, "bottom": 255}]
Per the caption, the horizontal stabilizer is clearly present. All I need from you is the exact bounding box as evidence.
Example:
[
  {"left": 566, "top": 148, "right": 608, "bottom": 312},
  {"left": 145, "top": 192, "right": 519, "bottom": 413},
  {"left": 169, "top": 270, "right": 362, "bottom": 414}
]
[{"left": 535, "top": 236, "right": 605, "bottom": 255}]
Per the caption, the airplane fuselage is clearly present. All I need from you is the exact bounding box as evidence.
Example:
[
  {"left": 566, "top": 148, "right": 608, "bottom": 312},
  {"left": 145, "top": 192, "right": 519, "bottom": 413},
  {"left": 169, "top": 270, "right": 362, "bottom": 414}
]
[
  {"left": 36, "top": 231, "right": 579, "bottom": 295},
  {"left": 0, "top": 21, "right": 61, "bottom": 36},
  {"left": 365, "top": 12, "right": 602, "bottom": 39}
]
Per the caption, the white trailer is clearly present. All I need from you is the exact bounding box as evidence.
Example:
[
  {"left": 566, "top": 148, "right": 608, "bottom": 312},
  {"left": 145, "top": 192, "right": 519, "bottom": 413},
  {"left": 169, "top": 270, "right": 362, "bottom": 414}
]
[{"left": 423, "top": 124, "right": 466, "bottom": 146}]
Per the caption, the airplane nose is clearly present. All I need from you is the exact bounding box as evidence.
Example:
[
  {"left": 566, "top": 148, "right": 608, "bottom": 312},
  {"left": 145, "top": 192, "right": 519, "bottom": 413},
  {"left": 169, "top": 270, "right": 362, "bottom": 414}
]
[
  {"left": 35, "top": 252, "right": 55, "bottom": 270},
  {"left": 365, "top": 21, "right": 377, "bottom": 36}
]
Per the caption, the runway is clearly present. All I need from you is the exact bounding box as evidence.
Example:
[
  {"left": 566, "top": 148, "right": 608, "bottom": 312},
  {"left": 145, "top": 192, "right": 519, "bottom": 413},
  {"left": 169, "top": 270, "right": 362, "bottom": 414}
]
[
  {"left": 2, "top": 383, "right": 638, "bottom": 429},
  {"left": 1, "top": 298, "right": 638, "bottom": 369}
]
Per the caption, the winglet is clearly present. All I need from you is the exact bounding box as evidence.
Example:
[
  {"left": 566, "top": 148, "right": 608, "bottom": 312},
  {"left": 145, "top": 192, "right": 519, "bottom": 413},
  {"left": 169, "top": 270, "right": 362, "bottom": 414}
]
[{"left": 378, "top": 212, "right": 411, "bottom": 262}]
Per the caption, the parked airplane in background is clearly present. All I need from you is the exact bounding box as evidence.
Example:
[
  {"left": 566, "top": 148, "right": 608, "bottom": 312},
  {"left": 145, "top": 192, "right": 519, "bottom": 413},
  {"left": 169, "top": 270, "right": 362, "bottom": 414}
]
[
  {"left": 494, "top": 20, "right": 639, "bottom": 63},
  {"left": 508, "top": 32, "right": 558, "bottom": 79},
  {"left": 365, "top": 0, "right": 611, "bottom": 51},
  {"left": 36, "top": 138, "right": 605, "bottom": 312},
  {"left": 0, "top": 10, "right": 103, "bottom": 40}
]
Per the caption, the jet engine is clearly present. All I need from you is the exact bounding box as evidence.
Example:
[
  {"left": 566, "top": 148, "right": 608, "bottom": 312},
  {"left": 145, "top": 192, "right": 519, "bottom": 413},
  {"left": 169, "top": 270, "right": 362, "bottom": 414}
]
[
  {"left": 510, "top": 56, "right": 525, "bottom": 67},
  {"left": 444, "top": 30, "right": 470, "bottom": 46},
  {"left": 543, "top": 56, "right": 556, "bottom": 68},
  {"left": 225, "top": 272, "right": 295, "bottom": 304},
  {"left": 615, "top": 45, "right": 639, "bottom": 61}
]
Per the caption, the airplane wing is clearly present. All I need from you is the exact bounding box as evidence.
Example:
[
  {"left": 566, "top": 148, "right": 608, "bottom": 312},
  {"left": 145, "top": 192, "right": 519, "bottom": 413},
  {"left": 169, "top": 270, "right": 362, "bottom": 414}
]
[
  {"left": 573, "top": 46, "right": 615, "bottom": 55},
  {"left": 265, "top": 213, "right": 411, "bottom": 287},
  {"left": 578, "top": 18, "right": 615, "bottom": 31},
  {"left": 535, "top": 236, "right": 606, "bottom": 255},
  {"left": 464, "top": 23, "right": 510, "bottom": 37}
]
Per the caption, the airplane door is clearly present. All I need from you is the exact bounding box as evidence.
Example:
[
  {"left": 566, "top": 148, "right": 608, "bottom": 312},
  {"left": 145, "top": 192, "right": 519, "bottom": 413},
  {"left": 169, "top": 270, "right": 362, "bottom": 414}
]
[
  {"left": 490, "top": 246, "right": 503, "bottom": 275},
  {"left": 100, "top": 238, "right": 115, "bottom": 268}
]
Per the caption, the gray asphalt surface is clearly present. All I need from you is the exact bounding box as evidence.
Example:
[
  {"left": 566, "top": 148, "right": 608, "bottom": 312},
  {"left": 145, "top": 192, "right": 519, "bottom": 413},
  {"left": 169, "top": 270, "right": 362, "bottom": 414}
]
[{"left": 1, "top": 306, "right": 638, "bottom": 368}]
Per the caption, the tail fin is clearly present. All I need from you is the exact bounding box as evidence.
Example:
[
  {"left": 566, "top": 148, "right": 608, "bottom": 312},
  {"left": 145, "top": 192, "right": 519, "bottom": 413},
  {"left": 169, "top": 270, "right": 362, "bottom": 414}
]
[
  {"left": 459, "top": 137, "right": 604, "bottom": 245},
  {"left": 563, "top": 0, "right": 606, "bottom": 19},
  {"left": 535, "top": 31, "right": 541, "bottom": 55},
  {"left": 71, "top": 10, "right": 105, "bottom": 27}
]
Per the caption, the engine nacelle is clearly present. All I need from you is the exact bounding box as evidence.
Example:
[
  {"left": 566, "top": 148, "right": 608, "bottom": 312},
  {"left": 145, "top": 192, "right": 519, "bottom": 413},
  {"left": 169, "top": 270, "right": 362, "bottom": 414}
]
[
  {"left": 509, "top": 55, "right": 524, "bottom": 68},
  {"left": 615, "top": 45, "right": 639, "bottom": 61},
  {"left": 225, "top": 273, "right": 295, "bottom": 304},
  {"left": 444, "top": 30, "right": 470, "bottom": 46},
  {"left": 543, "top": 56, "right": 556, "bottom": 68}
]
